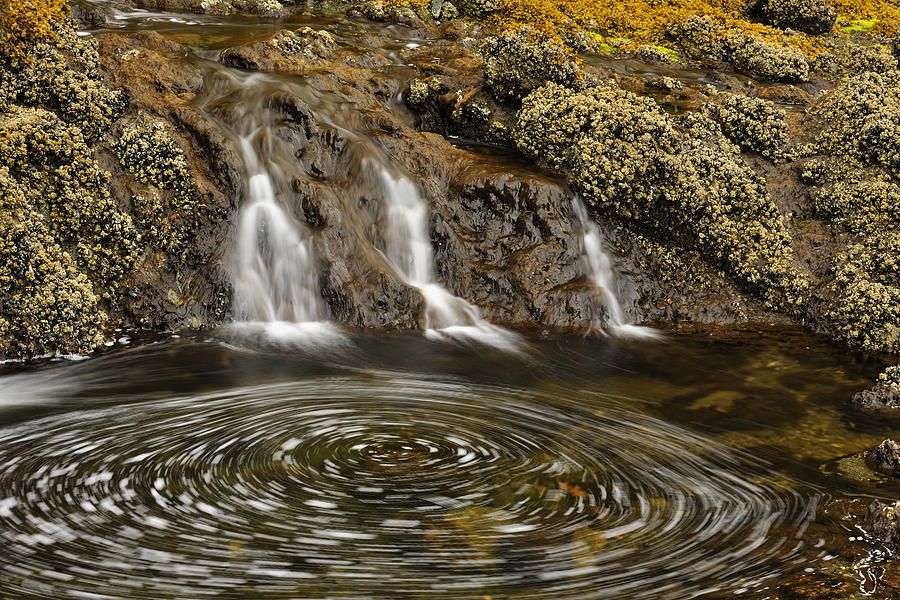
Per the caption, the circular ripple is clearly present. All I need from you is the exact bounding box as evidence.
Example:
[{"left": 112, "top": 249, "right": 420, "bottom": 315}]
[{"left": 0, "top": 372, "right": 811, "bottom": 599}]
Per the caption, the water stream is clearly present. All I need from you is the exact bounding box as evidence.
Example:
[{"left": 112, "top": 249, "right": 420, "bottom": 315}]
[
  {"left": 379, "top": 168, "right": 520, "bottom": 348},
  {"left": 1, "top": 3, "right": 898, "bottom": 599}
]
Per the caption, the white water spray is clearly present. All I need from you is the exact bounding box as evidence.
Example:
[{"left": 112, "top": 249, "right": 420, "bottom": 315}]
[
  {"left": 572, "top": 199, "right": 659, "bottom": 338},
  {"left": 229, "top": 135, "right": 340, "bottom": 344},
  {"left": 380, "top": 169, "right": 520, "bottom": 350}
]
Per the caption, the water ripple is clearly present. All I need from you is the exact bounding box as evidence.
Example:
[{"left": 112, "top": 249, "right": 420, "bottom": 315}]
[{"left": 0, "top": 372, "right": 812, "bottom": 599}]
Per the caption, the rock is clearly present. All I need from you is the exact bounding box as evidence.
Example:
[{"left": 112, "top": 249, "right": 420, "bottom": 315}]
[
  {"left": 814, "top": 45, "right": 899, "bottom": 78},
  {"left": 481, "top": 27, "right": 583, "bottom": 103},
  {"left": 668, "top": 16, "right": 728, "bottom": 62},
  {"left": 221, "top": 27, "right": 336, "bottom": 71},
  {"left": 701, "top": 93, "right": 790, "bottom": 160},
  {"left": 853, "top": 366, "right": 900, "bottom": 412},
  {"left": 432, "top": 167, "right": 604, "bottom": 328},
  {"left": 748, "top": 0, "right": 837, "bottom": 35},
  {"left": 727, "top": 34, "right": 810, "bottom": 82},
  {"left": 863, "top": 500, "right": 900, "bottom": 547},
  {"left": 455, "top": 0, "right": 498, "bottom": 17},
  {"left": 867, "top": 439, "right": 900, "bottom": 477},
  {"left": 514, "top": 82, "right": 807, "bottom": 312}
]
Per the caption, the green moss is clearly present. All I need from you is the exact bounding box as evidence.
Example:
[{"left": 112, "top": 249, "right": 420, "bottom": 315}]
[{"left": 839, "top": 18, "right": 877, "bottom": 34}]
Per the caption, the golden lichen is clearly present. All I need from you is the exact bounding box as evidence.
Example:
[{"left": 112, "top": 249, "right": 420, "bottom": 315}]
[{"left": 0, "top": 0, "right": 68, "bottom": 61}]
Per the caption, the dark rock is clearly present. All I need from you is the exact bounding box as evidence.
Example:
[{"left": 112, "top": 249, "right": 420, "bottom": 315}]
[
  {"left": 867, "top": 439, "right": 900, "bottom": 477},
  {"left": 852, "top": 366, "right": 900, "bottom": 412},
  {"left": 863, "top": 500, "right": 900, "bottom": 547},
  {"left": 748, "top": 0, "right": 837, "bottom": 35},
  {"left": 432, "top": 166, "right": 604, "bottom": 328}
]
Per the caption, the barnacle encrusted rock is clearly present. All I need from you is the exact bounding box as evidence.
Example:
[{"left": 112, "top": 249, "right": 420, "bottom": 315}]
[
  {"left": 222, "top": 27, "right": 337, "bottom": 70},
  {"left": 0, "top": 26, "right": 127, "bottom": 139},
  {"left": 455, "top": 0, "right": 498, "bottom": 17},
  {"left": 481, "top": 27, "right": 583, "bottom": 103},
  {"left": 514, "top": 82, "right": 807, "bottom": 312},
  {"left": 115, "top": 114, "right": 191, "bottom": 192},
  {"left": 748, "top": 0, "right": 837, "bottom": 35},
  {"left": 702, "top": 93, "right": 790, "bottom": 160},
  {"left": 0, "top": 169, "right": 107, "bottom": 357},
  {"left": 868, "top": 439, "right": 900, "bottom": 477},
  {"left": 130, "top": 0, "right": 285, "bottom": 15},
  {"left": 852, "top": 366, "right": 900, "bottom": 411},
  {"left": 726, "top": 34, "right": 810, "bottom": 81},
  {"left": 801, "top": 72, "right": 900, "bottom": 353},
  {"left": 667, "top": 16, "right": 810, "bottom": 81},
  {"left": 813, "top": 45, "right": 899, "bottom": 78},
  {"left": 863, "top": 500, "right": 900, "bottom": 547}
]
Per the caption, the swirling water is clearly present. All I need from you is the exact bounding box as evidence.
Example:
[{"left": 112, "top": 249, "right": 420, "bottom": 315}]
[{"left": 0, "top": 331, "right": 896, "bottom": 599}]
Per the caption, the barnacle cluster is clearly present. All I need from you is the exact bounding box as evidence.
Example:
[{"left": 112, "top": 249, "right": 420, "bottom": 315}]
[
  {"left": 800, "top": 72, "right": 900, "bottom": 353},
  {"left": 747, "top": 0, "right": 836, "bottom": 35},
  {"left": 113, "top": 113, "right": 209, "bottom": 262},
  {"left": 514, "top": 82, "right": 807, "bottom": 312},
  {"left": 701, "top": 93, "right": 790, "bottom": 160},
  {"left": 0, "top": 21, "right": 139, "bottom": 358},
  {"left": 481, "top": 28, "right": 583, "bottom": 103}
]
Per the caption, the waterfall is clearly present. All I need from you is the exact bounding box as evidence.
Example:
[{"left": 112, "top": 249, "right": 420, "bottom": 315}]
[
  {"left": 228, "top": 132, "right": 340, "bottom": 344},
  {"left": 379, "top": 169, "right": 521, "bottom": 350},
  {"left": 572, "top": 199, "right": 659, "bottom": 338}
]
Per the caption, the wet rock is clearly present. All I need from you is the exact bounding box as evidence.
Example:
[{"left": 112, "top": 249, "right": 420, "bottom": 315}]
[
  {"left": 514, "top": 82, "right": 807, "bottom": 312},
  {"left": 701, "top": 93, "right": 790, "bottom": 160},
  {"left": 863, "top": 500, "right": 900, "bottom": 547},
  {"left": 222, "top": 27, "right": 336, "bottom": 71},
  {"left": 71, "top": 2, "right": 109, "bottom": 28},
  {"left": 481, "top": 27, "right": 583, "bottom": 103},
  {"left": 756, "top": 84, "right": 814, "bottom": 106},
  {"left": 867, "top": 439, "right": 900, "bottom": 477},
  {"left": 97, "top": 32, "right": 239, "bottom": 332},
  {"left": 432, "top": 168, "right": 603, "bottom": 328},
  {"left": 296, "top": 179, "right": 425, "bottom": 330},
  {"left": 748, "top": 0, "right": 837, "bottom": 35},
  {"left": 852, "top": 366, "right": 900, "bottom": 412}
]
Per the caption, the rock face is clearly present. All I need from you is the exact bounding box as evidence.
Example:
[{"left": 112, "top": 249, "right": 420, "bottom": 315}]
[
  {"left": 433, "top": 167, "right": 603, "bottom": 327},
  {"left": 748, "top": 0, "right": 837, "bottom": 35}
]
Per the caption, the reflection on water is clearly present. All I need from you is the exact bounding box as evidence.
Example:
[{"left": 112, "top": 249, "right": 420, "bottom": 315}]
[{"left": 0, "top": 329, "right": 896, "bottom": 598}]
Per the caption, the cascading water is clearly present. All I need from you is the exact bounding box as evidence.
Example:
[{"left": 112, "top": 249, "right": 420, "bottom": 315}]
[
  {"left": 379, "top": 168, "right": 521, "bottom": 349},
  {"left": 572, "top": 199, "right": 658, "bottom": 338},
  {"left": 200, "top": 69, "right": 341, "bottom": 345}
]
